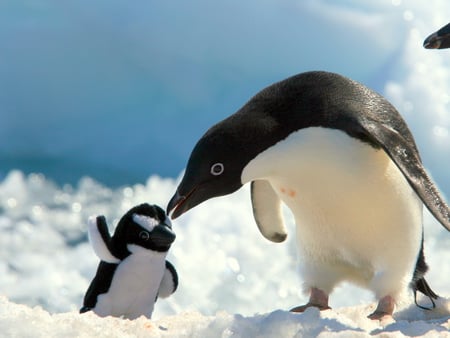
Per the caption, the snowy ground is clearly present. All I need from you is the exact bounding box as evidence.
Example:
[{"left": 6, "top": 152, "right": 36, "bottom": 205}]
[
  {"left": 0, "top": 172, "right": 449, "bottom": 337},
  {"left": 1, "top": 296, "right": 450, "bottom": 337}
]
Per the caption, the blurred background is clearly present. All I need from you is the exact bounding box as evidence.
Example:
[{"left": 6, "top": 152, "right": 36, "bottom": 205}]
[{"left": 1, "top": 0, "right": 449, "bottom": 190}]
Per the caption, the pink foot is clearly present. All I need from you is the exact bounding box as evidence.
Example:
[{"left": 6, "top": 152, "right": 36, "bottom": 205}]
[
  {"left": 290, "top": 287, "right": 331, "bottom": 313},
  {"left": 367, "top": 295, "right": 395, "bottom": 320}
]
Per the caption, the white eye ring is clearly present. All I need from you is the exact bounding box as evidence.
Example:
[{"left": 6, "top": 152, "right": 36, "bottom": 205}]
[
  {"left": 210, "top": 163, "right": 224, "bottom": 176},
  {"left": 139, "top": 231, "right": 150, "bottom": 240}
]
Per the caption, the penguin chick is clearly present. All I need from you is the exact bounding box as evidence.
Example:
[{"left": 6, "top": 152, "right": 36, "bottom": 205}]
[{"left": 80, "top": 203, "right": 178, "bottom": 320}]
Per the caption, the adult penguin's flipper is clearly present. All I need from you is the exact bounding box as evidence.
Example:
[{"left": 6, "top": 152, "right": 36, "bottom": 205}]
[
  {"left": 250, "top": 180, "right": 288, "bottom": 243},
  {"left": 361, "top": 122, "right": 450, "bottom": 231}
]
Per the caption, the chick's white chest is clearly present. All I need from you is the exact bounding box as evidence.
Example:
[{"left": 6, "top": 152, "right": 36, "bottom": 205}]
[{"left": 96, "top": 247, "right": 167, "bottom": 319}]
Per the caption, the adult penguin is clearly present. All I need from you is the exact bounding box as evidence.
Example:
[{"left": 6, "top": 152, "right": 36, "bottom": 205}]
[
  {"left": 424, "top": 23, "right": 450, "bottom": 49},
  {"left": 167, "top": 71, "right": 449, "bottom": 319}
]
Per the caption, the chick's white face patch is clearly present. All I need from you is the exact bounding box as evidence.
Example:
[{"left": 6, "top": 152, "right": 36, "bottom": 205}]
[{"left": 132, "top": 214, "right": 159, "bottom": 232}]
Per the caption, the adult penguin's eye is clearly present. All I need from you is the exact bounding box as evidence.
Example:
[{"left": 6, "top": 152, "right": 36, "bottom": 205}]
[
  {"left": 139, "top": 231, "right": 150, "bottom": 240},
  {"left": 210, "top": 163, "right": 224, "bottom": 176}
]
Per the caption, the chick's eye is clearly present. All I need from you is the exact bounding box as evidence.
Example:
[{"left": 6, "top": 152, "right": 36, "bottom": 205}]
[
  {"left": 139, "top": 231, "right": 150, "bottom": 240},
  {"left": 210, "top": 162, "right": 224, "bottom": 176}
]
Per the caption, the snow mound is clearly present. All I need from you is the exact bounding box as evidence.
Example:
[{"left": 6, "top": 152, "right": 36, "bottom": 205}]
[{"left": 1, "top": 296, "right": 449, "bottom": 337}]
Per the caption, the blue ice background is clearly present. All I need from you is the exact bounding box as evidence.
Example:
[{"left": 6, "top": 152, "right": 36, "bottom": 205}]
[{"left": 0, "top": 0, "right": 448, "bottom": 191}]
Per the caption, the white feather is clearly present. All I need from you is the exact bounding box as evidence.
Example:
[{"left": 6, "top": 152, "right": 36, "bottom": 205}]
[
  {"left": 132, "top": 213, "right": 159, "bottom": 232},
  {"left": 242, "top": 127, "right": 423, "bottom": 299}
]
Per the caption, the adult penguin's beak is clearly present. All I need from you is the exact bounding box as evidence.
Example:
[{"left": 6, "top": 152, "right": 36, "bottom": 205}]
[{"left": 423, "top": 23, "right": 450, "bottom": 49}]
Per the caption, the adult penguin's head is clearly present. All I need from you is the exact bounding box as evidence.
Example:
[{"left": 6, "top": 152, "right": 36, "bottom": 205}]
[{"left": 424, "top": 23, "right": 450, "bottom": 49}]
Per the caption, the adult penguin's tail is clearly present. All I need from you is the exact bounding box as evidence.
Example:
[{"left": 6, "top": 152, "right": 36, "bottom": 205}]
[
  {"left": 411, "top": 236, "right": 439, "bottom": 310},
  {"left": 412, "top": 277, "right": 439, "bottom": 310}
]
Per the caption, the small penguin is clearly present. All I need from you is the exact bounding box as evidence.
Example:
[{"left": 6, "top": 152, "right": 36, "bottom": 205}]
[
  {"left": 424, "top": 23, "right": 450, "bottom": 49},
  {"left": 166, "top": 71, "right": 449, "bottom": 319},
  {"left": 80, "top": 203, "right": 178, "bottom": 320}
]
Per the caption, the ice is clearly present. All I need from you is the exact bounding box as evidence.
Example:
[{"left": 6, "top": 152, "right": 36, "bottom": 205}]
[{"left": 0, "top": 0, "right": 449, "bottom": 190}]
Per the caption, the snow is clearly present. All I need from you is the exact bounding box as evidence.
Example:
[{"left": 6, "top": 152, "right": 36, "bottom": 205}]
[
  {"left": 0, "top": 172, "right": 449, "bottom": 337},
  {"left": 1, "top": 297, "right": 450, "bottom": 337},
  {"left": 1, "top": 0, "right": 450, "bottom": 336}
]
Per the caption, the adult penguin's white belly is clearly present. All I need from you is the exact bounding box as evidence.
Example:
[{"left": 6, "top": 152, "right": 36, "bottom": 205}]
[{"left": 242, "top": 127, "right": 423, "bottom": 298}]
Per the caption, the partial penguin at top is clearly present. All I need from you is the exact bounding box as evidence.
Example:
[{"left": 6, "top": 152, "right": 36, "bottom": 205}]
[
  {"left": 80, "top": 203, "right": 178, "bottom": 320},
  {"left": 167, "top": 71, "right": 449, "bottom": 320},
  {"left": 424, "top": 23, "right": 450, "bottom": 49}
]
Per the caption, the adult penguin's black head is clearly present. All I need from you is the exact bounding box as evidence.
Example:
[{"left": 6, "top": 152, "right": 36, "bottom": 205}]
[
  {"left": 167, "top": 117, "right": 253, "bottom": 219},
  {"left": 166, "top": 71, "right": 358, "bottom": 220},
  {"left": 166, "top": 70, "right": 382, "bottom": 220},
  {"left": 424, "top": 23, "right": 450, "bottom": 49}
]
